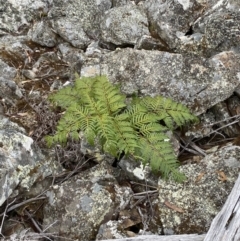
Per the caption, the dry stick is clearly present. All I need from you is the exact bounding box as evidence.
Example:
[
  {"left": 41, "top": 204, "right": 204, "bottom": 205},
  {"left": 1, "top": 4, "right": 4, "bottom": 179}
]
[
  {"left": 206, "top": 137, "right": 234, "bottom": 145},
  {"left": 24, "top": 209, "right": 42, "bottom": 233},
  {"left": 202, "top": 114, "right": 240, "bottom": 127},
  {"left": 0, "top": 198, "right": 16, "bottom": 238},
  {"left": 130, "top": 196, "right": 146, "bottom": 209},
  {"left": 179, "top": 143, "right": 202, "bottom": 156},
  {"left": 188, "top": 141, "right": 206, "bottom": 156},
  {"left": 205, "top": 130, "right": 225, "bottom": 145},
  {"left": 42, "top": 220, "right": 59, "bottom": 233},
  {"left": 59, "top": 157, "right": 92, "bottom": 184},
  {"left": 178, "top": 135, "right": 204, "bottom": 156},
  {"left": 132, "top": 190, "right": 158, "bottom": 197},
  {"left": 5, "top": 196, "right": 46, "bottom": 214},
  {"left": 180, "top": 135, "right": 203, "bottom": 154},
  {"left": 178, "top": 114, "right": 240, "bottom": 156},
  {"left": 206, "top": 118, "right": 240, "bottom": 137},
  {"left": 24, "top": 210, "right": 54, "bottom": 241},
  {"left": 130, "top": 181, "right": 157, "bottom": 190},
  {"left": 144, "top": 179, "right": 154, "bottom": 233}
]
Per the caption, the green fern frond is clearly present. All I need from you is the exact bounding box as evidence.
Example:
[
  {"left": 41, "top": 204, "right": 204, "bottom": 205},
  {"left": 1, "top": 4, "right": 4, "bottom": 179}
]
[
  {"left": 49, "top": 85, "right": 81, "bottom": 109},
  {"left": 46, "top": 75, "right": 197, "bottom": 182},
  {"left": 113, "top": 117, "right": 139, "bottom": 154},
  {"left": 138, "top": 96, "right": 197, "bottom": 129},
  {"left": 93, "top": 76, "right": 126, "bottom": 115},
  {"left": 136, "top": 132, "right": 184, "bottom": 182},
  {"left": 74, "top": 75, "right": 97, "bottom": 96},
  {"left": 138, "top": 123, "right": 167, "bottom": 136}
]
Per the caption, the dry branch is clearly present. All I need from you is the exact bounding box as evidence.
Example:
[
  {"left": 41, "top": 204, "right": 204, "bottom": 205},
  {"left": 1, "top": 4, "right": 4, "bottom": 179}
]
[
  {"left": 100, "top": 234, "right": 206, "bottom": 241},
  {"left": 204, "top": 174, "right": 240, "bottom": 241}
]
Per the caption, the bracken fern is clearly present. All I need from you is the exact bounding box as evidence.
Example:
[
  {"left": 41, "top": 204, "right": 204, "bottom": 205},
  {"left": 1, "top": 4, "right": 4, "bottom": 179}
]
[{"left": 46, "top": 75, "right": 197, "bottom": 182}]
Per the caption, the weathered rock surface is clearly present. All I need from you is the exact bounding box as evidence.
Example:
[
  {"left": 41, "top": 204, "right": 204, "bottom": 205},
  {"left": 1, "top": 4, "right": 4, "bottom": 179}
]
[
  {"left": 43, "top": 162, "right": 133, "bottom": 241},
  {"left": 0, "top": 0, "right": 49, "bottom": 35},
  {"left": 0, "top": 116, "right": 61, "bottom": 206},
  {"left": 142, "top": 0, "right": 217, "bottom": 52},
  {"left": 158, "top": 144, "right": 240, "bottom": 234},
  {"left": 28, "top": 21, "right": 58, "bottom": 47},
  {"left": 81, "top": 49, "right": 240, "bottom": 115},
  {"left": 48, "top": 0, "right": 112, "bottom": 40},
  {"left": 100, "top": 4, "right": 149, "bottom": 46}
]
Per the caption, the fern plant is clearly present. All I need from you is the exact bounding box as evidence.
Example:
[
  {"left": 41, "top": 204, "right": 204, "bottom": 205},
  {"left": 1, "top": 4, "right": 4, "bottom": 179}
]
[{"left": 46, "top": 75, "right": 197, "bottom": 182}]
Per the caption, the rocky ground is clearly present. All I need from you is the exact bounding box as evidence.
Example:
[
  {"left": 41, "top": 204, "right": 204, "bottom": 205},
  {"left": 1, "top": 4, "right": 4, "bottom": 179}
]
[{"left": 0, "top": 0, "right": 240, "bottom": 240}]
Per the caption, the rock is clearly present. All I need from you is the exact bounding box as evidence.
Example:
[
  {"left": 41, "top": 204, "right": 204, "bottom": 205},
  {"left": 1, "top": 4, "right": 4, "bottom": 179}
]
[
  {"left": 0, "top": 116, "right": 61, "bottom": 206},
  {"left": 211, "top": 101, "right": 240, "bottom": 138},
  {"left": 135, "top": 35, "right": 169, "bottom": 51},
  {"left": 97, "top": 220, "right": 127, "bottom": 240},
  {"left": 48, "top": 0, "right": 112, "bottom": 39},
  {"left": 112, "top": 0, "right": 134, "bottom": 7},
  {"left": 81, "top": 49, "right": 240, "bottom": 115},
  {"left": 192, "top": 9, "right": 240, "bottom": 57},
  {"left": 100, "top": 4, "right": 149, "bottom": 46},
  {"left": 28, "top": 21, "right": 58, "bottom": 47},
  {"left": 142, "top": 0, "right": 240, "bottom": 57},
  {"left": 0, "top": 59, "right": 22, "bottom": 107},
  {"left": 52, "top": 18, "right": 91, "bottom": 49},
  {"left": 119, "top": 157, "right": 154, "bottom": 183},
  {"left": 43, "top": 162, "right": 131, "bottom": 241},
  {"left": 142, "top": 0, "right": 207, "bottom": 51},
  {"left": 176, "top": 1, "right": 240, "bottom": 57},
  {"left": 57, "top": 42, "right": 85, "bottom": 74},
  {"left": 157, "top": 144, "right": 240, "bottom": 234},
  {"left": 0, "top": 0, "right": 49, "bottom": 35}
]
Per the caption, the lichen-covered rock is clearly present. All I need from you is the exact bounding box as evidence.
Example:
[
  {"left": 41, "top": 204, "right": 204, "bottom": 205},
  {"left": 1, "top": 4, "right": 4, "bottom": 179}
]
[
  {"left": 189, "top": 8, "right": 240, "bottom": 57},
  {"left": 112, "top": 0, "right": 133, "bottom": 7},
  {"left": 100, "top": 4, "right": 149, "bottom": 46},
  {"left": 43, "top": 162, "right": 131, "bottom": 241},
  {"left": 142, "top": 0, "right": 208, "bottom": 51},
  {"left": 48, "top": 0, "right": 112, "bottom": 39},
  {"left": 81, "top": 48, "right": 240, "bottom": 115},
  {"left": 0, "top": 58, "right": 22, "bottom": 107},
  {"left": 0, "top": 116, "right": 61, "bottom": 206},
  {"left": 157, "top": 144, "right": 240, "bottom": 234},
  {"left": 28, "top": 21, "right": 58, "bottom": 47},
  {"left": 135, "top": 35, "right": 168, "bottom": 51},
  {"left": 52, "top": 18, "right": 91, "bottom": 49},
  {"left": 0, "top": 0, "right": 48, "bottom": 35},
  {"left": 142, "top": 0, "right": 240, "bottom": 57}
]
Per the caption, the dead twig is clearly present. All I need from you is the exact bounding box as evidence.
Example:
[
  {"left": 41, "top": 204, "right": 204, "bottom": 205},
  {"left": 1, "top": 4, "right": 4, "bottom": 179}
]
[{"left": 0, "top": 198, "right": 16, "bottom": 238}]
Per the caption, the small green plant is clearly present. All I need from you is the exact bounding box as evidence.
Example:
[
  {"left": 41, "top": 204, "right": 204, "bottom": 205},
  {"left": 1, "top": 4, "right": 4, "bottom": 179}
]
[{"left": 46, "top": 75, "right": 197, "bottom": 182}]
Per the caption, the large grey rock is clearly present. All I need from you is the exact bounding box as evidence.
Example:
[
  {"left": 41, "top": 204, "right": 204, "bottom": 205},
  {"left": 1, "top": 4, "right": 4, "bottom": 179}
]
[
  {"left": 52, "top": 18, "right": 91, "bottom": 49},
  {"left": 28, "top": 21, "right": 58, "bottom": 47},
  {"left": 189, "top": 8, "right": 240, "bottom": 57},
  {"left": 142, "top": 0, "right": 240, "bottom": 57},
  {"left": 0, "top": 116, "right": 60, "bottom": 206},
  {"left": 142, "top": 0, "right": 208, "bottom": 51},
  {"left": 0, "top": 58, "right": 22, "bottom": 107},
  {"left": 100, "top": 4, "right": 149, "bottom": 46},
  {"left": 81, "top": 48, "right": 240, "bottom": 115},
  {"left": 0, "top": 0, "right": 49, "bottom": 35},
  {"left": 48, "top": 0, "right": 112, "bottom": 40},
  {"left": 43, "top": 162, "right": 132, "bottom": 241},
  {"left": 112, "top": 0, "right": 133, "bottom": 7},
  {"left": 157, "top": 144, "right": 240, "bottom": 234}
]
